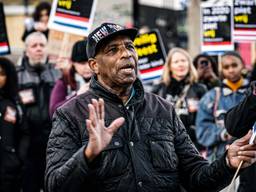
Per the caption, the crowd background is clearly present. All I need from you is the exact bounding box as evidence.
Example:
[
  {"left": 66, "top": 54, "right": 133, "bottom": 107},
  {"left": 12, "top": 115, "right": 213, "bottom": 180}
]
[{"left": 1, "top": 1, "right": 256, "bottom": 192}]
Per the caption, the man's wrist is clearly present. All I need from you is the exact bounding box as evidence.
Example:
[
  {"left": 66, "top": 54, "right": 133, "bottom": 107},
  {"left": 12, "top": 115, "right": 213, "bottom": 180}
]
[{"left": 84, "top": 147, "right": 97, "bottom": 162}]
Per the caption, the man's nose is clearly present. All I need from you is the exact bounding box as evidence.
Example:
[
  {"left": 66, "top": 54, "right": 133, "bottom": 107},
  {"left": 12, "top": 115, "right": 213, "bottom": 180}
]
[{"left": 121, "top": 47, "right": 132, "bottom": 58}]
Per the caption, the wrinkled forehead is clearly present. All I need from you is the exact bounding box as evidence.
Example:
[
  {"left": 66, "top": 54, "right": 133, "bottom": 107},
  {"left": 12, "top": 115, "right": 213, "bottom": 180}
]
[
  {"left": 97, "top": 35, "right": 133, "bottom": 53},
  {"left": 26, "top": 36, "right": 47, "bottom": 47}
]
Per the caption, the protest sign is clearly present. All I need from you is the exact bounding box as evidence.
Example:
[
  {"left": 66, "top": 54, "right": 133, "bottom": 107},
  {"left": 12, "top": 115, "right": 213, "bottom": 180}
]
[
  {"left": 134, "top": 30, "right": 166, "bottom": 83},
  {"left": 48, "top": 0, "right": 97, "bottom": 36},
  {"left": 233, "top": 0, "right": 256, "bottom": 41},
  {"left": 201, "top": 5, "right": 234, "bottom": 52},
  {"left": 47, "top": 29, "right": 84, "bottom": 63},
  {"left": 0, "top": 2, "right": 10, "bottom": 55}
]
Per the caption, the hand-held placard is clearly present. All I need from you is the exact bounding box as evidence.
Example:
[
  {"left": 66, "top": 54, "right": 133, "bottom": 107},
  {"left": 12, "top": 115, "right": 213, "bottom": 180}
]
[{"left": 227, "top": 122, "right": 256, "bottom": 192}]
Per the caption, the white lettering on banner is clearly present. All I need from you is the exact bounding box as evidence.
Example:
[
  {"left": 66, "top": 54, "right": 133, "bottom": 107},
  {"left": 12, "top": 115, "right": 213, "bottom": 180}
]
[
  {"left": 234, "top": 0, "right": 255, "bottom": 6},
  {"left": 203, "top": 15, "right": 227, "bottom": 22},
  {"left": 204, "top": 23, "right": 218, "bottom": 30},
  {"left": 234, "top": 7, "right": 252, "bottom": 15}
]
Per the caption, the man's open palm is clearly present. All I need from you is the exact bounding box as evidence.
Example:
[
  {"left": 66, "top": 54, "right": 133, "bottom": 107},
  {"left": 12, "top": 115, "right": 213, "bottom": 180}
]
[{"left": 85, "top": 98, "right": 125, "bottom": 161}]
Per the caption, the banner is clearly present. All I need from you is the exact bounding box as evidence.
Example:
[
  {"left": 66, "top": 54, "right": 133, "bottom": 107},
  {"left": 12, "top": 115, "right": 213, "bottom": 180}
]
[
  {"left": 47, "top": 30, "right": 84, "bottom": 63},
  {"left": 201, "top": 5, "right": 234, "bottom": 52},
  {"left": 233, "top": 0, "right": 256, "bottom": 41},
  {"left": 48, "top": 0, "right": 97, "bottom": 36},
  {"left": 134, "top": 30, "right": 166, "bottom": 83},
  {"left": 0, "top": 3, "right": 10, "bottom": 55}
]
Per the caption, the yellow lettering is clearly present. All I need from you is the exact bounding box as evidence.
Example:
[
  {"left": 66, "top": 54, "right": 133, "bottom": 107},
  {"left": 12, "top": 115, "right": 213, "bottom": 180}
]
[
  {"left": 204, "top": 30, "right": 215, "bottom": 38},
  {"left": 234, "top": 15, "right": 248, "bottom": 24},
  {"left": 58, "top": 0, "right": 72, "bottom": 9},
  {"left": 135, "top": 44, "right": 158, "bottom": 57},
  {"left": 149, "top": 33, "right": 157, "bottom": 44},
  {"left": 134, "top": 33, "right": 158, "bottom": 46}
]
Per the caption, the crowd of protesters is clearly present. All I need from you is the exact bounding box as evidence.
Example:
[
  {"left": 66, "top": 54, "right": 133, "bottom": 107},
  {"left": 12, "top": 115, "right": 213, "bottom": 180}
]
[{"left": 1, "top": 1, "right": 256, "bottom": 192}]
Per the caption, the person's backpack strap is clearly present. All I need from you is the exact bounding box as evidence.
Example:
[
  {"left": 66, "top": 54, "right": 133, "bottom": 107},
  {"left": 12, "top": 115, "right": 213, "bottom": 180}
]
[{"left": 213, "top": 87, "right": 221, "bottom": 120}]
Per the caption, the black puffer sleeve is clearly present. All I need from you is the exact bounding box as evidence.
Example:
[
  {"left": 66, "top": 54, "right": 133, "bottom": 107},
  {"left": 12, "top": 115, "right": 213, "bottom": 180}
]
[
  {"left": 45, "top": 109, "right": 92, "bottom": 192},
  {"left": 225, "top": 81, "right": 256, "bottom": 138}
]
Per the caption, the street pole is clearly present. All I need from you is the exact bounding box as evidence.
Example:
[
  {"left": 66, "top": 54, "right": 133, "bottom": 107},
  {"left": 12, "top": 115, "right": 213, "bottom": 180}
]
[
  {"left": 133, "top": 0, "right": 139, "bottom": 28},
  {"left": 187, "top": 0, "right": 201, "bottom": 57},
  {"left": 23, "top": 0, "right": 29, "bottom": 16}
]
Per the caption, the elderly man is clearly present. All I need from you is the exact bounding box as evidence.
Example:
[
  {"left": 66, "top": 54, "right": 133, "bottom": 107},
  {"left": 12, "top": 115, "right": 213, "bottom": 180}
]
[
  {"left": 17, "top": 32, "right": 60, "bottom": 192},
  {"left": 45, "top": 23, "right": 256, "bottom": 192}
]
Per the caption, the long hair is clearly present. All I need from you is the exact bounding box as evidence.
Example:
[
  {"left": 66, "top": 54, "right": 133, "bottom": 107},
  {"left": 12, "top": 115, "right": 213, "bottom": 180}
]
[
  {"left": 162, "top": 48, "right": 198, "bottom": 86},
  {"left": 0, "top": 57, "right": 18, "bottom": 100},
  {"left": 62, "top": 66, "right": 77, "bottom": 91},
  {"left": 33, "top": 1, "right": 51, "bottom": 22}
]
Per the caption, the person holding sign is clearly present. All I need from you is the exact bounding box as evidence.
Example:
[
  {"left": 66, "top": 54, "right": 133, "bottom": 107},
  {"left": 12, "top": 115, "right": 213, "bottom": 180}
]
[
  {"left": 153, "top": 48, "right": 207, "bottom": 152},
  {"left": 225, "top": 81, "right": 256, "bottom": 192},
  {"left": 45, "top": 23, "right": 256, "bottom": 192}
]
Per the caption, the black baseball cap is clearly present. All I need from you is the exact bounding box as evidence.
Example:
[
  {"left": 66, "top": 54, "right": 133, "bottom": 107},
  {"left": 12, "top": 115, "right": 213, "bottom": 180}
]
[
  {"left": 71, "top": 40, "right": 88, "bottom": 63},
  {"left": 86, "top": 22, "right": 138, "bottom": 58}
]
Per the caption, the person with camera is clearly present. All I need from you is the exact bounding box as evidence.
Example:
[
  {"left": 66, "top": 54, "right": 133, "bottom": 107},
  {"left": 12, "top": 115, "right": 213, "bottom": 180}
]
[{"left": 193, "top": 53, "right": 220, "bottom": 90}]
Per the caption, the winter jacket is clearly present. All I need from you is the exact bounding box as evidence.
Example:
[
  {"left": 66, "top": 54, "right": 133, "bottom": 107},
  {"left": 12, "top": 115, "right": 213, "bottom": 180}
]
[
  {"left": 196, "top": 79, "right": 249, "bottom": 161},
  {"left": 0, "top": 91, "right": 28, "bottom": 192},
  {"left": 153, "top": 78, "right": 207, "bottom": 150},
  {"left": 225, "top": 81, "right": 256, "bottom": 192},
  {"left": 17, "top": 56, "right": 60, "bottom": 152},
  {"left": 45, "top": 76, "right": 235, "bottom": 192},
  {"left": 49, "top": 75, "right": 90, "bottom": 118},
  {"left": 49, "top": 79, "right": 76, "bottom": 118}
]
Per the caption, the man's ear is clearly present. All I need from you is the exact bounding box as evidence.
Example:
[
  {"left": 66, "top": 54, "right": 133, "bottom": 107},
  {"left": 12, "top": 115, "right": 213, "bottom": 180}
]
[{"left": 88, "top": 58, "right": 99, "bottom": 74}]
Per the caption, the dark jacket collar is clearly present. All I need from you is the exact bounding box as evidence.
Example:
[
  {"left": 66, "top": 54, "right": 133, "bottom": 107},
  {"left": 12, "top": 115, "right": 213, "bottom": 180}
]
[{"left": 90, "top": 75, "right": 144, "bottom": 106}]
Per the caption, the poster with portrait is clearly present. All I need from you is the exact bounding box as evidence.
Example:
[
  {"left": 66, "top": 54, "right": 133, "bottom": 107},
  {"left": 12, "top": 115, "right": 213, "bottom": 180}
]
[
  {"left": 48, "top": 0, "right": 97, "bottom": 36},
  {"left": 0, "top": 2, "right": 10, "bottom": 55}
]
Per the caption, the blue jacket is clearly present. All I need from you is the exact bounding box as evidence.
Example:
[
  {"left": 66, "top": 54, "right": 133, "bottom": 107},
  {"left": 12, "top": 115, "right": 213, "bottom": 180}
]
[{"left": 196, "top": 79, "right": 249, "bottom": 161}]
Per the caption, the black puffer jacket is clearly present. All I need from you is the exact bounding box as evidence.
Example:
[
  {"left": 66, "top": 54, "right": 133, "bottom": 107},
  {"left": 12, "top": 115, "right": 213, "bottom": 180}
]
[
  {"left": 153, "top": 79, "right": 207, "bottom": 150},
  {"left": 17, "top": 57, "right": 60, "bottom": 150},
  {"left": 45, "top": 76, "right": 234, "bottom": 192},
  {"left": 0, "top": 92, "right": 28, "bottom": 192},
  {"left": 225, "top": 81, "right": 256, "bottom": 192}
]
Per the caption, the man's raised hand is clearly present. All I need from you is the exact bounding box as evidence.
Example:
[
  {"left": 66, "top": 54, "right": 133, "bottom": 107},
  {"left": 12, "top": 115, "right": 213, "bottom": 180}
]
[{"left": 84, "top": 98, "right": 125, "bottom": 161}]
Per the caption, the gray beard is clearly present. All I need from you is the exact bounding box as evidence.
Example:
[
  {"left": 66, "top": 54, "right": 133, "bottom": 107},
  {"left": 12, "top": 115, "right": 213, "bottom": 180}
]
[{"left": 28, "top": 56, "right": 47, "bottom": 67}]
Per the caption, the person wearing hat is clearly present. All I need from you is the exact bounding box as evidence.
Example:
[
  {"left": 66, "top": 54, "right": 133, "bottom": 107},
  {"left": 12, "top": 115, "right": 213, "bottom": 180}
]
[
  {"left": 45, "top": 23, "right": 256, "bottom": 192},
  {"left": 49, "top": 40, "right": 92, "bottom": 117}
]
